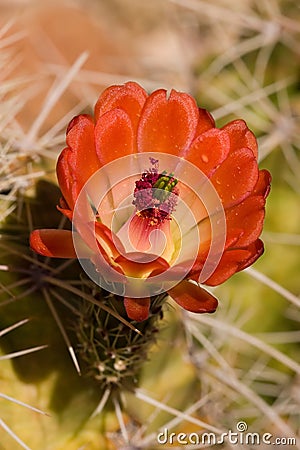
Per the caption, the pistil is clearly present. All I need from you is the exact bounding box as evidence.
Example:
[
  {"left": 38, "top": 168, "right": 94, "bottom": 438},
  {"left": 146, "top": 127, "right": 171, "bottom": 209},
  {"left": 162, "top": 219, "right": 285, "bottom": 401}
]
[{"left": 133, "top": 158, "right": 179, "bottom": 225}]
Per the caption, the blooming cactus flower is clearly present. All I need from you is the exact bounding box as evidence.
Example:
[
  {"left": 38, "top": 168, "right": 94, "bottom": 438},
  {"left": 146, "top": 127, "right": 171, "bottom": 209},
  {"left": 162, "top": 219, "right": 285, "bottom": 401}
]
[{"left": 30, "top": 82, "right": 271, "bottom": 321}]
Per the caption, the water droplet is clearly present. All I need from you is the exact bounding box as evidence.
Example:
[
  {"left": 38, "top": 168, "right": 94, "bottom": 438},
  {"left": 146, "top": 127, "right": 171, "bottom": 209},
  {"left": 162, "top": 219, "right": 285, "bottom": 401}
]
[{"left": 201, "top": 154, "right": 209, "bottom": 163}]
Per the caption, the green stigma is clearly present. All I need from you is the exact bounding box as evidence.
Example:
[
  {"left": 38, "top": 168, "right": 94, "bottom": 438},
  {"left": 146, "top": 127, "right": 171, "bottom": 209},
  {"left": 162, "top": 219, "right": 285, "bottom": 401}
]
[{"left": 153, "top": 172, "right": 178, "bottom": 203}]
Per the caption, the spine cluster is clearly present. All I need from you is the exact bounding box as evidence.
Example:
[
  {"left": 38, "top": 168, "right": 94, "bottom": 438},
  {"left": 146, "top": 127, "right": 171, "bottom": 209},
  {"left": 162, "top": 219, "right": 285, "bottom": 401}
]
[{"left": 75, "top": 285, "right": 167, "bottom": 390}]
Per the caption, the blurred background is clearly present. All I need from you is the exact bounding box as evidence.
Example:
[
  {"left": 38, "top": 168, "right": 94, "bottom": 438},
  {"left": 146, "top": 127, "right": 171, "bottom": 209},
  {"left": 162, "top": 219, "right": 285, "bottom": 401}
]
[{"left": 0, "top": 0, "right": 299, "bottom": 449}]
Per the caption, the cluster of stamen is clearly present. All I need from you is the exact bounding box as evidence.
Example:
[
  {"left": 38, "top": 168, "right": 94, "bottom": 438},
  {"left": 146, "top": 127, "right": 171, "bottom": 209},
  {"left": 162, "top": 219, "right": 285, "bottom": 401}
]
[{"left": 133, "top": 158, "right": 179, "bottom": 225}]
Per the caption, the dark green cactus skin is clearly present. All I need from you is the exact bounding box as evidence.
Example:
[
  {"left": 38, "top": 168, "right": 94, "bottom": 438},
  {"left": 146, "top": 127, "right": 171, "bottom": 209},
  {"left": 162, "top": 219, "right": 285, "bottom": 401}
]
[
  {"left": 0, "top": 180, "right": 167, "bottom": 402},
  {"left": 75, "top": 285, "right": 167, "bottom": 390}
]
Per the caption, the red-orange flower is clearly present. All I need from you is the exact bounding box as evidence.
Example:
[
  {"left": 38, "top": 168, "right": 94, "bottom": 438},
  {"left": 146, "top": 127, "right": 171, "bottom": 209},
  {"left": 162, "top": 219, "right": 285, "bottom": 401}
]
[{"left": 30, "top": 82, "right": 271, "bottom": 322}]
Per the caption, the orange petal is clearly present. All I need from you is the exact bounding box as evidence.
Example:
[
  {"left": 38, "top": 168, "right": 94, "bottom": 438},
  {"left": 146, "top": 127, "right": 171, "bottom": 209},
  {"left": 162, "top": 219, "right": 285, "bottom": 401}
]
[
  {"left": 125, "top": 214, "right": 174, "bottom": 263},
  {"left": 168, "top": 280, "right": 218, "bottom": 313},
  {"left": 253, "top": 169, "right": 272, "bottom": 198},
  {"left": 91, "top": 253, "right": 126, "bottom": 284},
  {"left": 210, "top": 148, "right": 259, "bottom": 209},
  {"left": 93, "top": 221, "right": 124, "bottom": 259},
  {"left": 176, "top": 182, "right": 208, "bottom": 227},
  {"left": 124, "top": 297, "right": 151, "bottom": 322},
  {"left": 56, "top": 147, "right": 77, "bottom": 209},
  {"left": 29, "top": 229, "right": 90, "bottom": 258},
  {"left": 96, "top": 175, "right": 136, "bottom": 228},
  {"left": 226, "top": 196, "right": 265, "bottom": 247},
  {"left": 205, "top": 248, "right": 252, "bottom": 286},
  {"left": 195, "top": 107, "right": 215, "bottom": 135},
  {"left": 94, "top": 109, "right": 134, "bottom": 164},
  {"left": 65, "top": 114, "right": 100, "bottom": 184},
  {"left": 186, "top": 128, "right": 230, "bottom": 177},
  {"left": 115, "top": 252, "right": 169, "bottom": 279},
  {"left": 137, "top": 89, "right": 199, "bottom": 155},
  {"left": 57, "top": 197, "right": 73, "bottom": 220},
  {"left": 94, "top": 81, "right": 147, "bottom": 139},
  {"left": 237, "top": 239, "right": 264, "bottom": 272},
  {"left": 186, "top": 227, "right": 244, "bottom": 282},
  {"left": 222, "top": 119, "right": 258, "bottom": 159}
]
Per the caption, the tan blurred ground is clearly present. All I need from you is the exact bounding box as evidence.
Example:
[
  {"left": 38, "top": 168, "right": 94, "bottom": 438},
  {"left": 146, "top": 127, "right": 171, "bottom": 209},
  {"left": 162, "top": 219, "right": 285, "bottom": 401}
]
[
  {"left": 0, "top": 1, "right": 131, "bottom": 131},
  {"left": 1, "top": 0, "right": 266, "bottom": 135},
  {"left": 0, "top": 0, "right": 199, "bottom": 133}
]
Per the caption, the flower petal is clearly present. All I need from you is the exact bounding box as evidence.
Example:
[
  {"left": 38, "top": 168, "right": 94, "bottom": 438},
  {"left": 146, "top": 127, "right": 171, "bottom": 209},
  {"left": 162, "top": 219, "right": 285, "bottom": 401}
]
[
  {"left": 124, "top": 214, "right": 175, "bottom": 263},
  {"left": 210, "top": 148, "right": 259, "bottom": 209},
  {"left": 186, "top": 128, "right": 230, "bottom": 177},
  {"left": 65, "top": 114, "right": 100, "bottom": 185},
  {"left": 226, "top": 196, "right": 265, "bottom": 247},
  {"left": 186, "top": 227, "right": 244, "bottom": 282},
  {"left": 124, "top": 297, "right": 150, "bottom": 322},
  {"left": 115, "top": 252, "right": 169, "bottom": 279},
  {"left": 94, "top": 108, "right": 134, "bottom": 165},
  {"left": 96, "top": 176, "right": 136, "bottom": 228},
  {"left": 237, "top": 239, "right": 264, "bottom": 272},
  {"left": 94, "top": 81, "right": 147, "bottom": 138},
  {"left": 195, "top": 107, "right": 215, "bottom": 135},
  {"left": 205, "top": 248, "right": 252, "bottom": 286},
  {"left": 168, "top": 280, "right": 218, "bottom": 313},
  {"left": 176, "top": 182, "right": 208, "bottom": 227},
  {"left": 137, "top": 88, "right": 199, "bottom": 155},
  {"left": 56, "top": 147, "right": 77, "bottom": 209},
  {"left": 29, "top": 229, "right": 91, "bottom": 258},
  {"left": 253, "top": 169, "right": 272, "bottom": 198},
  {"left": 56, "top": 115, "right": 100, "bottom": 209},
  {"left": 222, "top": 119, "right": 258, "bottom": 158},
  {"left": 93, "top": 221, "right": 124, "bottom": 259},
  {"left": 57, "top": 197, "right": 73, "bottom": 220}
]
